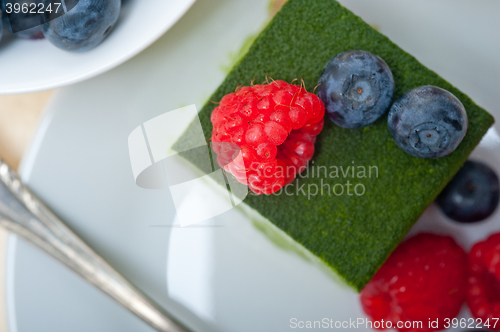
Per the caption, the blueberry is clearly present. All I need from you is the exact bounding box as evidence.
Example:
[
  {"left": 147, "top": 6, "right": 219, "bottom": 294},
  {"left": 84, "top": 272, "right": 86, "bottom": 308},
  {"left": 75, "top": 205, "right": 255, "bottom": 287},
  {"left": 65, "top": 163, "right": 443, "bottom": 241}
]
[
  {"left": 318, "top": 50, "right": 395, "bottom": 129},
  {"left": 2, "top": 0, "right": 46, "bottom": 39},
  {"left": 437, "top": 160, "right": 499, "bottom": 223},
  {"left": 15, "top": 26, "right": 44, "bottom": 39},
  {"left": 388, "top": 85, "right": 468, "bottom": 158},
  {"left": 42, "top": 0, "right": 121, "bottom": 52}
]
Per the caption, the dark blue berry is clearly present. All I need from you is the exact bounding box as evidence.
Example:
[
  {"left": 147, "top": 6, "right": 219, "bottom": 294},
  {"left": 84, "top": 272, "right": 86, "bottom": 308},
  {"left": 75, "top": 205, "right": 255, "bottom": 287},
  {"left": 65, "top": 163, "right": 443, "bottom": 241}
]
[
  {"left": 42, "top": 0, "right": 120, "bottom": 52},
  {"left": 15, "top": 26, "right": 44, "bottom": 39},
  {"left": 318, "top": 50, "right": 395, "bottom": 129},
  {"left": 388, "top": 85, "right": 468, "bottom": 158},
  {"left": 437, "top": 160, "right": 499, "bottom": 223},
  {"left": 2, "top": 0, "right": 48, "bottom": 39}
]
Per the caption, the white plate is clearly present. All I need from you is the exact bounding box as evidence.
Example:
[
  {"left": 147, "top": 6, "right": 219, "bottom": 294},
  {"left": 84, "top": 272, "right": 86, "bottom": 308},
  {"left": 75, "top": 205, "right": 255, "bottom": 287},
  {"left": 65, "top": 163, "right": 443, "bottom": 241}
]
[
  {"left": 6, "top": 0, "right": 500, "bottom": 331},
  {"left": 0, "top": 0, "right": 196, "bottom": 94}
]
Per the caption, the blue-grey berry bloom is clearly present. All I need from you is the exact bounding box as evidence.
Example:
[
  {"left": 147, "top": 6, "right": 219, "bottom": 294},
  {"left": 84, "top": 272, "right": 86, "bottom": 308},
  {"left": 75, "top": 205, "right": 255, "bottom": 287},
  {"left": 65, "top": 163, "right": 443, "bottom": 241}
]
[
  {"left": 388, "top": 85, "right": 468, "bottom": 158},
  {"left": 42, "top": 0, "right": 120, "bottom": 52},
  {"left": 318, "top": 50, "right": 394, "bottom": 129}
]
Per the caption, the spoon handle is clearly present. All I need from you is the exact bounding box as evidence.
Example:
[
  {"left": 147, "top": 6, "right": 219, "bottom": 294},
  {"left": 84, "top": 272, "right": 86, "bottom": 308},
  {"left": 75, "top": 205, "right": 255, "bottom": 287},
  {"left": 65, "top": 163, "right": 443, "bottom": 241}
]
[{"left": 0, "top": 158, "right": 188, "bottom": 332}]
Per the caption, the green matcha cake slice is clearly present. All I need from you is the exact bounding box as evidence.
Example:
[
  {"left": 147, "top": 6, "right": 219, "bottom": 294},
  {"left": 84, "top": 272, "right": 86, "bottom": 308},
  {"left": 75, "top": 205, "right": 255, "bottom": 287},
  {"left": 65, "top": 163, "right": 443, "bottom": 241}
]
[{"left": 175, "top": 0, "right": 494, "bottom": 291}]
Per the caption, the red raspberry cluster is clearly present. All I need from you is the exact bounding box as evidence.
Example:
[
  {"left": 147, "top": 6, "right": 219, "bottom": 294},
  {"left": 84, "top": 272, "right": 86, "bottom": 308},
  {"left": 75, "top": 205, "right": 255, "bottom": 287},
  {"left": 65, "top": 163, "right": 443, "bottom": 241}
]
[
  {"left": 360, "top": 232, "right": 500, "bottom": 331},
  {"left": 468, "top": 233, "right": 500, "bottom": 329},
  {"left": 360, "top": 233, "right": 467, "bottom": 332},
  {"left": 211, "top": 80, "right": 325, "bottom": 194}
]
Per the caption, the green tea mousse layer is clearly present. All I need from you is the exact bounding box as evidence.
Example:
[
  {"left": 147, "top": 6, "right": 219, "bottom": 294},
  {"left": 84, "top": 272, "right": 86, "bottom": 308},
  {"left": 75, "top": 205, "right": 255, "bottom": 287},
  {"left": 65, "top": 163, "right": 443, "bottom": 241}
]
[{"left": 175, "top": 0, "right": 494, "bottom": 291}]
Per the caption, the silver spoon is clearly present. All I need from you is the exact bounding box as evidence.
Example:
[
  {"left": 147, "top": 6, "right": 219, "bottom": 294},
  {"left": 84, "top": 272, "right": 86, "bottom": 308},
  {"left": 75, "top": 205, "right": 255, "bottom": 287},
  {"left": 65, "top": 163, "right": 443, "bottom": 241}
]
[{"left": 0, "top": 156, "right": 188, "bottom": 332}]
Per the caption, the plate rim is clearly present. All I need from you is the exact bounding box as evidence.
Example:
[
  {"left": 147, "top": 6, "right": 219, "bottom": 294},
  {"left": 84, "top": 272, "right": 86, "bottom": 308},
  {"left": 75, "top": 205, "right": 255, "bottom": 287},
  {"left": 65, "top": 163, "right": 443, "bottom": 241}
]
[{"left": 0, "top": 0, "right": 197, "bottom": 95}]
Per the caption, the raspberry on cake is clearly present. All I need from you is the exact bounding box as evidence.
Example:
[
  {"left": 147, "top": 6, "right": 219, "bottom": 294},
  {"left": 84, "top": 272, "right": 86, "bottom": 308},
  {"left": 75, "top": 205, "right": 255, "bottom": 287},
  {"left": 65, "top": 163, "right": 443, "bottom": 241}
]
[
  {"left": 360, "top": 233, "right": 467, "bottom": 332},
  {"left": 467, "top": 233, "right": 500, "bottom": 329},
  {"left": 210, "top": 80, "right": 325, "bottom": 194}
]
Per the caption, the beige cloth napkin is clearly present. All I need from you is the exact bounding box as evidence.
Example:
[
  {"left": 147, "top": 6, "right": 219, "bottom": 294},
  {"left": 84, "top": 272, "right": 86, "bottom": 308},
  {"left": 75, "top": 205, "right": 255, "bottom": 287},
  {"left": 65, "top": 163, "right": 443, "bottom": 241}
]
[{"left": 0, "top": 91, "right": 53, "bottom": 332}]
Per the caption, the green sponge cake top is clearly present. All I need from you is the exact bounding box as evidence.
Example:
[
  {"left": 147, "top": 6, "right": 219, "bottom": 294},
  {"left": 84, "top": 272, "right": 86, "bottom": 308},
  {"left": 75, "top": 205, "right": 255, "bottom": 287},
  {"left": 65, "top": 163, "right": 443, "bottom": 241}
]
[{"left": 176, "top": 0, "right": 494, "bottom": 290}]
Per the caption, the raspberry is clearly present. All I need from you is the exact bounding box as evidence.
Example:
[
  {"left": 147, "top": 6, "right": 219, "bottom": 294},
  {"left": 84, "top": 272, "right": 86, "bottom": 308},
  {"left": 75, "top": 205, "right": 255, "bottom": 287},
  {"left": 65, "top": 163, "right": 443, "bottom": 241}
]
[
  {"left": 211, "top": 80, "right": 325, "bottom": 194},
  {"left": 360, "top": 233, "right": 467, "bottom": 332},
  {"left": 467, "top": 233, "right": 500, "bottom": 329}
]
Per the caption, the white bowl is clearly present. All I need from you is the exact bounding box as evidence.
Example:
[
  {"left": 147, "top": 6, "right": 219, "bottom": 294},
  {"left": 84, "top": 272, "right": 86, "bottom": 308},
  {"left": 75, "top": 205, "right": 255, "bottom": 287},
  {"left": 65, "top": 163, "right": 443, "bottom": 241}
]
[{"left": 0, "top": 0, "right": 196, "bottom": 94}]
